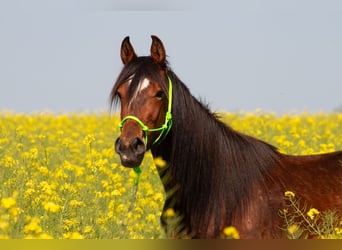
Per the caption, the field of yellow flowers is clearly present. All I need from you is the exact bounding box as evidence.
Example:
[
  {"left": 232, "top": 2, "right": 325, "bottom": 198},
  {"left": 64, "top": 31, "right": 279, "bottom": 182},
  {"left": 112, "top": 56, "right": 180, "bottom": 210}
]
[{"left": 0, "top": 111, "right": 342, "bottom": 239}]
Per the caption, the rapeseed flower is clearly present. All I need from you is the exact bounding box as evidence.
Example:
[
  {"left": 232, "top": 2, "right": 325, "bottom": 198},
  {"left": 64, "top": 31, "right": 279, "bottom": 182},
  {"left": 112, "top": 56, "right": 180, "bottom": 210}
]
[
  {"left": 307, "top": 208, "right": 320, "bottom": 220},
  {"left": 0, "top": 112, "right": 341, "bottom": 239},
  {"left": 1, "top": 197, "right": 16, "bottom": 209},
  {"left": 24, "top": 217, "right": 43, "bottom": 235},
  {"left": 63, "top": 232, "right": 84, "bottom": 239},
  {"left": 284, "top": 191, "right": 295, "bottom": 198},
  {"left": 154, "top": 156, "right": 167, "bottom": 168},
  {"left": 223, "top": 226, "right": 240, "bottom": 239},
  {"left": 164, "top": 208, "right": 176, "bottom": 217},
  {"left": 287, "top": 224, "right": 299, "bottom": 235},
  {"left": 43, "top": 202, "right": 62, "bottom": 213}
]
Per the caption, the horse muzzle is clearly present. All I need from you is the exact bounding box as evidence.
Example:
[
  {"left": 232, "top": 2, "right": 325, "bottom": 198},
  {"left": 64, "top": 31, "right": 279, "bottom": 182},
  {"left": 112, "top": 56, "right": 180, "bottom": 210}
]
[{"left": 115, "top": 136, "right": 146, "bottom": 168}]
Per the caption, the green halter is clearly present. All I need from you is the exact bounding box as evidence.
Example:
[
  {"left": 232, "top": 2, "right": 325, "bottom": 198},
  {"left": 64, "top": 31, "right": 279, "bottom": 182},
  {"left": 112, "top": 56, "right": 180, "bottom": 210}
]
[
  {"left": 119, "top": 76, "right": 172, "bottom": 193},
  {"left": 118, "top": 75, "right": 173, "bottom": 146}
]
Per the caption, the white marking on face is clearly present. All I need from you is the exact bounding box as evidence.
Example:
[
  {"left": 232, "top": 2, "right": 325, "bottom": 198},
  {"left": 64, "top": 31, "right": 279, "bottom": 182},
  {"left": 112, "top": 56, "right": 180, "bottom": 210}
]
[
  {"left": 129, "top": 77, "right": 151, "bottom": 108},
  {"left": 127, "top": 74, "right": 135, "bottom": 85},
  {"left": 139, "top": 78, "right": 150, "bottom": 92}
]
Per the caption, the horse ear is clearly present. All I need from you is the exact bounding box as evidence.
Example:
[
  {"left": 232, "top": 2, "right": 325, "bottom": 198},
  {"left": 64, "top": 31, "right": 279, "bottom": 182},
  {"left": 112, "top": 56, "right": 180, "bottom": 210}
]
[
  {"left": 150, "top": 35, "right": 166, "bottom": 65},
  {"left": 121, "top": 36, "right": 137, "bottom": 65}
]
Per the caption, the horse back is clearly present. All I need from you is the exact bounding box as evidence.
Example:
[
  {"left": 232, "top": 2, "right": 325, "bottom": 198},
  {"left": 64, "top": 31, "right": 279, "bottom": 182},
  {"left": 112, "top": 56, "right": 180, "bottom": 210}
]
[
  {"left": 272, "top": 151, "right": 342, "bottom": 238},
  {"left": 236, "top": 151, "right": 342, "bottom": 239}
]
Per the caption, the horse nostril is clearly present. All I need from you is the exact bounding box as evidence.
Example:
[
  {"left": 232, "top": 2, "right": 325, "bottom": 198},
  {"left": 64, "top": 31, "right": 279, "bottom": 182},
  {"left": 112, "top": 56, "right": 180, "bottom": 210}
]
[{"left": 132, "top": 137, "right": 146, "bottom": 156}]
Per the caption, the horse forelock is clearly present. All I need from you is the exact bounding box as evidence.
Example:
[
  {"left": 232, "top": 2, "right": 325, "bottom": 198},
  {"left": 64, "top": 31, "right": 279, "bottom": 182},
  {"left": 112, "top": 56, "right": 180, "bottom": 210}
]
[{"left": 110, "top": 56, "right": 169, "bottom": 110}]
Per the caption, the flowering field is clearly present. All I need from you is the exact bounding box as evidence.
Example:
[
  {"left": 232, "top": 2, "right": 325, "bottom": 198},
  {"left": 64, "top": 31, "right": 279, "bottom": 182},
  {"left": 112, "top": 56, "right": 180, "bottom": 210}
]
[{"left": 0, "top": 111, "right": 342, "bottom": 239}]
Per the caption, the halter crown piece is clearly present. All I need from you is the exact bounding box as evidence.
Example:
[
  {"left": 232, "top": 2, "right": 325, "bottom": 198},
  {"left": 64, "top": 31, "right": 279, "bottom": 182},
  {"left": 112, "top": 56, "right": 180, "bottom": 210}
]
[{"left": 118, "top": 75, "right": 173, "bottom": 146}]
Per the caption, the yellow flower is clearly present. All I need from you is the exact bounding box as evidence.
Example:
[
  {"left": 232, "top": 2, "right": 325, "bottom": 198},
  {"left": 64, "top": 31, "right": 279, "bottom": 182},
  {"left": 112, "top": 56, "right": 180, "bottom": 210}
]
[
  {"left": 63, "top": 218, "right": 80, "bottom": 230},
  {"left": 29, "top": 147, "right": 39, "bottom": 160},
  {"left": 334, "top": 227, "right": 342, "bottom": 235},
  {"left": 287, "top": 224, "right": 299, "bottom": 235},
  {"left": 63, "top": 232, "right": 84, "bottom": 239},
  {"left": 284, "top": 191, "right": 295, "bottom": 198},
  {"left": 39, "top": 233, "right": 54, "bottom": 239},
  {"left": 3, "top": 156, "right": 17, "bottom": 168},
  {"left": 83, "top": 226, "right": 93, "bottom": 234},
  {"left": 83, "top": 134, "right": 95, "bottom": 145},
  {"left": 0, "top": 221, "right": 9, "bottom": 231},
  {"left": 24, "top": 217, "right": 43, "bottom": 234},
  {"left": 153, "top": 192, "right": 164, "bottom": 202},
  {"left": 164, "top": 208, "right": 176, "bottom": 217},
  {"left": 69, "top": 199, "right": 85, "bottom": 208},
  {"left": 154, "top": 156, "right": 167, "bottom": 168},
  {"left": 1, "top": 197, "right": 16, "bottom": 209},
  {"left": 43, "top": 202, "right": 61, "bottom": 213},
  {"left": 146, "top": 214, "right": 157, "bottom": 224},
  {"left": 307, "top": 208, "right": 320, "bottom": 220},
  {"left": 223, "top": 226, "right": 240, "bottom": 239}
]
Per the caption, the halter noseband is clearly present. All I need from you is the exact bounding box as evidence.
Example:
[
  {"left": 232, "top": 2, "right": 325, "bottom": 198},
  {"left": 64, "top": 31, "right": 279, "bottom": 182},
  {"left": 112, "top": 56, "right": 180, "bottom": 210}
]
[{"left": 118, "top": 75, "right": 173, "bottom": 146}]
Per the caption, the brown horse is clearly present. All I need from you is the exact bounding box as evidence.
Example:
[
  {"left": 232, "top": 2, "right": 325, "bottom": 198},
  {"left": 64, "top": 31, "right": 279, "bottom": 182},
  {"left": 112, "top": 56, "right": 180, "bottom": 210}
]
[{"left": 110, "top": 35, "right": 342, "bottom": 239}]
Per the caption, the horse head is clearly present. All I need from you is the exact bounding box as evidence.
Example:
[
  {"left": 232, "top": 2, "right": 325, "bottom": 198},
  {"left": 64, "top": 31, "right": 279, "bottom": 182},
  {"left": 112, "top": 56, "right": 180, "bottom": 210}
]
[{"left": 111, "top": 36, "right": 172, "bottom": 168}]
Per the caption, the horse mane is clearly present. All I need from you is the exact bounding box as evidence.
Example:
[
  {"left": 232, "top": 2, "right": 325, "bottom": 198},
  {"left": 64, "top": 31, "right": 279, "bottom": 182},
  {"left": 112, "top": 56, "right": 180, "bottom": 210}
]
[
  {"left": 162, "top": 70, "right": 284, "bottom": 236},
  {"left": 111, "top": 56, "right": 284, "bottom": 237}
]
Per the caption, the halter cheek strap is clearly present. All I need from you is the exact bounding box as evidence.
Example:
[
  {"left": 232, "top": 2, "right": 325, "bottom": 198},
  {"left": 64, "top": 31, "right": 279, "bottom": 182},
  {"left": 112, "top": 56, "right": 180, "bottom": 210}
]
[{"left": 118, "top": 75, "right": 173, "bottom": 146}]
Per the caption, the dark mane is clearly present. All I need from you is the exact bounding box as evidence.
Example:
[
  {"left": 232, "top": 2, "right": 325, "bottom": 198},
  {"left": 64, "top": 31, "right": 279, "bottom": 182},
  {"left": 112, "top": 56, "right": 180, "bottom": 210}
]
[{"left": 155, "top": 70, "right": 283, "bottom": 236}]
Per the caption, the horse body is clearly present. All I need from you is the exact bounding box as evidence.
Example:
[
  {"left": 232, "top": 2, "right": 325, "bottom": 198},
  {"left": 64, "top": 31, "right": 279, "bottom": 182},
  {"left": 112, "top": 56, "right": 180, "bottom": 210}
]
[{"left": 111, "top": 35, "right": 342, "bottom": 239}]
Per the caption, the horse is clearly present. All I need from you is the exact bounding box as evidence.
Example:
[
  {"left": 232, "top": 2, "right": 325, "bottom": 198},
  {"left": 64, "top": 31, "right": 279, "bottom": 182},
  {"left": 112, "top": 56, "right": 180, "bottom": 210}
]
[{"left": 110, "top": 35, "right": 342, "bottom": 239}]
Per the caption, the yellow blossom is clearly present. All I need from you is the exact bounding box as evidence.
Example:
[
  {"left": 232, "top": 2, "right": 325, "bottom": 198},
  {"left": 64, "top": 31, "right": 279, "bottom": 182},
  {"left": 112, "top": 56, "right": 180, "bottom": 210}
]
[
  {"left": 63, "top": 232, "right": 84, "bottom": 239},
  {"left": 164, "top": 208, "right": 176, "bottom": 217},
  {"left": 223, "top": 226, "right": 240, "bottom": 239},
  {"left": 111, "top": 189, "right": 121, "bottom": 196},
  {"left": 69, "top": 200, "right": 85, "bottom": 208},
  {"left": 43, "top": 202, "right": 62, "bottom": 213},
  {"left": 154, "top": 156, "right": 167, "bottom": 168},
  {"left": 153, "top": 192, "right": 164, "bottom": 202},
  {"left": 307, "top": 208, "right": 320, "bottom": 220},
  {"left": 39, "top": 233, "right": 54, "bottom": 239},
  {"left": 24, "top": 217, "right": 43, "bottom": 234},
  {"left": 3, "top": 156, "right": 17, "bottom": 168},
  {"left": 284, "top": 191, "right": 295, "bottom": 198},
  {"left": 287, "top": 224, "right": 299, "bottom": 235},
  {"left": 83, "top": 226, "right": 93, "bottom": 234},
  {"left": 146, "top": 214, "right": 157, "bottom": 224},
  {"left": 1, "top": 197, "right": 16, "bottom": 209},
  {"left": 29, "top": 147, "right": 39, "bottom": 160},
  {"left": 83, "top": 134, "right": 95, "bottom": 145},
  {"left": 0, "top": 221, "right": 9, "bottom": 231}
]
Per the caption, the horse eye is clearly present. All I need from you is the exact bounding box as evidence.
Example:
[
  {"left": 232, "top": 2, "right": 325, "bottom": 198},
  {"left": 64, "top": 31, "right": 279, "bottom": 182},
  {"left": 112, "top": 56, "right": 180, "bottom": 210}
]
[{"left": 155, "top": 91, "right": 164, "bottom": 99}]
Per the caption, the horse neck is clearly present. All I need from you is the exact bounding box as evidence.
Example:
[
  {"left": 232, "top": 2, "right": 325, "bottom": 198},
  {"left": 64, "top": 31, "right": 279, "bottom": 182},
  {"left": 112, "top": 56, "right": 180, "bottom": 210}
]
[
  {"left": 154, "top": 95, "right": 238, "bottom": 191},
  {"left": 151, "top": 75, "right": 281, "bottom": 235}
]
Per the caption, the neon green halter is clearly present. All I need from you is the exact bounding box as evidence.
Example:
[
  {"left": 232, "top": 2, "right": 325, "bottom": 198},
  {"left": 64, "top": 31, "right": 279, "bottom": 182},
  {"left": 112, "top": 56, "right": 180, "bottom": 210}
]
[{"left": 118, "top": 75, "right": 173, "bottom": 146}]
